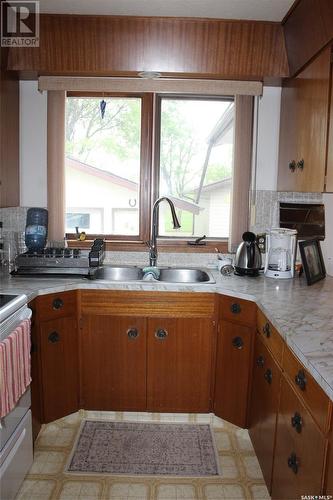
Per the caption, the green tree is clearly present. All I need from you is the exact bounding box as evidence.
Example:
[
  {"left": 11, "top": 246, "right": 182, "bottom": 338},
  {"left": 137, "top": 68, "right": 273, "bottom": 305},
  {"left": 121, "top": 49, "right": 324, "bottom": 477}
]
[{"left": 65, "top": 98, "right": 141, "bottom": 164}]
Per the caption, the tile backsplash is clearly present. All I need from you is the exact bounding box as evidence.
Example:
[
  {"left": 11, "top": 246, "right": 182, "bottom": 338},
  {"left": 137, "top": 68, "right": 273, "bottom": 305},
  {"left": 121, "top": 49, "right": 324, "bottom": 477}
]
[{"left": 250, "top": 190, "right": 323, "bottom": 235}]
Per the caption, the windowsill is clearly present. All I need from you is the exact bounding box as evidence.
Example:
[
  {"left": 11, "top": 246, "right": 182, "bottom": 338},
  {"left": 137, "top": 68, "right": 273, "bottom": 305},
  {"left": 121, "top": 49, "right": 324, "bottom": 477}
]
[{"left": 66, "top": 237, "right": 229, "bottom": 253}]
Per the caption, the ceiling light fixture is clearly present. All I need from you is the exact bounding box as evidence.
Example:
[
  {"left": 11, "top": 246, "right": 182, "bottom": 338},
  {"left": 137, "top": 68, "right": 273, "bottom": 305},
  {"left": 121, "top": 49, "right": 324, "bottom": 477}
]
[{"left": 138, "top": 71, "right": 162, "bottom": 79}]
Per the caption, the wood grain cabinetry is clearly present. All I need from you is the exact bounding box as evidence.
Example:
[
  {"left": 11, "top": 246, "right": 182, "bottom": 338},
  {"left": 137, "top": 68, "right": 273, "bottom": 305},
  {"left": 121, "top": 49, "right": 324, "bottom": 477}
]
[
  {"left": 278, "top": 46, "right": 331, "bottom": 192},
  {"left": 256, "top": 309, "right": 284, "bottom": 363},
  {"left": 32, "top": 291, "right": 79, "bottom": 424},
  {"left": 282, "top": 345, "right": 330, "bottom": 433},
  {"left": 271, "top": 376, "right": 326, "bottom": 499},
  {"left": 326, "top": 64, "right": 333, "bottom": 192},
  {"left": 39, "top": 315, "right": 79, "bottom": 422},
  {"left": 214, "top": 321, "right": 254, "bottom": 428},
  {"left": 81, "top": 316, "right": 147, "bottom": 411},
  {"left": 80, "top": 291, "right": 215, "bottom": 413},
  {"left": 249, "top": 334, "right": 282, "bottom": 491},
  {"left": 147, "top": 317, "right": 214, "bottom": 412},
  {"left": 0, "top": 62, "right": 19, "bottom": 208},
  {"left": 214, "top": 296, "right": 256, "bottom": 428},
  {"left": 325, "top": 428, "right": 333, "bottom": 494}
]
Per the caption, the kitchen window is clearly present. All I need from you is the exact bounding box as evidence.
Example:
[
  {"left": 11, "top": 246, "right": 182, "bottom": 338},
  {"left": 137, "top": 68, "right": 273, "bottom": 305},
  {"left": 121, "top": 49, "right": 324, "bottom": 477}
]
[{"left": 64, "top": 93, "right": 240, "bottom": 250}]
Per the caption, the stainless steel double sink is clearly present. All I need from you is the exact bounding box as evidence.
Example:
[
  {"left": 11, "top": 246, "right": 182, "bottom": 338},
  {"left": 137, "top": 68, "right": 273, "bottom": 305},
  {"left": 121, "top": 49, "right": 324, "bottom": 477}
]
[{"left": 94, "top": 266, "right": 215, "bottom": 284}]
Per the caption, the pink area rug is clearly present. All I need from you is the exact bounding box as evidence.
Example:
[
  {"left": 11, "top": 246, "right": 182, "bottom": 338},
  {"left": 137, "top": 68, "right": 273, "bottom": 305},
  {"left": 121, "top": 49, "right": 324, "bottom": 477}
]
[{"left": 67, "top": 420, "right": 220, "bottom": 476}]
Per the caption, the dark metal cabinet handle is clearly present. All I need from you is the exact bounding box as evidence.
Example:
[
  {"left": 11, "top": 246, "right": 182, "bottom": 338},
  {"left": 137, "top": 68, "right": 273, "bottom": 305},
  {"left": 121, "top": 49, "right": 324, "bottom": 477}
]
[
  {"left": 289, "top": 160, "right": 296, "bottom": 172},
  {"left": 232, "top": 336, "right": 244, "bottom": 349},
  {"left": 297, "top": 159, "right": 304, "bottom": 170},
  {"left": 264, "top": 368, "right": 272, "bottom": 384},
  {"left": 155, "top": 328, "right": 168, "bottom": 340},
  {"left": 295, "top": 370, "right": 306, "bottom": 391},
  {"left": 287, "top": 453, "right": 299, "bottom": 474},
  {"left": 256, "top": 355, "right": 264, "bottom": 368},
  {"left": 230, "top": 303, "right": 241, "bottom": 314},
  {"left": 52, "top": 298, "right": 64, "bottom": 310},
  {"left": 48, "top": 331, "right": 60, "bottom": 343},
  {"left": 127, "top": 328, "right": 139, "bottom": 339},
  {"left": 262, "top": 323, "right": 271, "bottom": 338},
  {"left": 291, "top": 412, "right": 303, "bottom": 433}
]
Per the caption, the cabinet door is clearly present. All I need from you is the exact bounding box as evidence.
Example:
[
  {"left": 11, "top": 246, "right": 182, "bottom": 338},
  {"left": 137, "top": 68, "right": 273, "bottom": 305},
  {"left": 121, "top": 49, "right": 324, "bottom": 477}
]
[
  {"left": 249, "top": 335, "right": 282, "bottom": 491},
  {"left": 147, "top": 317, "right": 213, "bottom": 412},
  {"left": 40, "top": 316, "right": 79, "bottom": 422},
  {"left": 326, "top": 435, "right": 333, "bottom": 494},
  {"left": 272, "top": 377, "right": 326, "bottom": 499},
  {"left": 214, "top": 320, "right": 254, "bottom": 428},
  {"left": 81, "top": 315, "right": 147, "bottom": 411},
  {"left": 278, "top": 46, "right": 331, "bottom": 192},
  {"left": 326, "top": 64, "right": 333, "bottom": 192}
]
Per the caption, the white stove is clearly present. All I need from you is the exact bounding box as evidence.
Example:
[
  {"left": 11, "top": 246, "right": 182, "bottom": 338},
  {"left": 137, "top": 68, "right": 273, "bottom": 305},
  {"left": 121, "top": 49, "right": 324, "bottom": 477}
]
[{"left": 0, "top": 293, "right": 33, "bottom": 500}]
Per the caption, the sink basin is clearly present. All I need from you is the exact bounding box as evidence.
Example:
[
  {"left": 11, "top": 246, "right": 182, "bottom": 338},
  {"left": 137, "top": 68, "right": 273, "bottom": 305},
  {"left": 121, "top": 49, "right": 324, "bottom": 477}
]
[
  {"left": 94, "top": 266, "right": 144, "bottom": 281},
  {"left": 94, "top": 266, "right": 215, "bottom": 284},
  {"left": 158, "top": 268, "right": 215, "bottom": 284}
]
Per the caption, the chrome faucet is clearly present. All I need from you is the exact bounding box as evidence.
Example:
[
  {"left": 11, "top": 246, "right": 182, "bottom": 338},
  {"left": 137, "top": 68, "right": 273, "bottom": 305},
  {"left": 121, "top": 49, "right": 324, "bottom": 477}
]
[{"left": 148, "top": 197, "right": 181, "bottom": 267}]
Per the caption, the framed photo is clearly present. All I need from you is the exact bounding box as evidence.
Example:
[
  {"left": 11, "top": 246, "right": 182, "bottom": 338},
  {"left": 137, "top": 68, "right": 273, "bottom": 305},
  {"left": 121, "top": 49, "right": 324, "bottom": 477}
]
[{"left": 299, "top": 239, "right": 326, "bottom": 286}]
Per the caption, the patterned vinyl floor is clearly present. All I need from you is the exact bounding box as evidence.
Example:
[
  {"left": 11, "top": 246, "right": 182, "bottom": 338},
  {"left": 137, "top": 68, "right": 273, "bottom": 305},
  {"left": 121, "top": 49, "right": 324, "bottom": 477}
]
[{"left": 16, "top": 411, "right": 271, "bottom": 500}]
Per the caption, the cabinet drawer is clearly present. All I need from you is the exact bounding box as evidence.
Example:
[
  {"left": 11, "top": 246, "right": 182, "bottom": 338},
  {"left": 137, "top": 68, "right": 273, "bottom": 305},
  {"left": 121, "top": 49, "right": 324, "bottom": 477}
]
[
  {"left": 219, "top": 295, "right": 256, "bottom": 326},
  {"left": 257, "top": 308, "right": 284, "bottom": 364},
  {"left": 272, "top": 376, "right": 326, "bottom": 499},
  {"left": 282, "top": 346, "right": 330, "bottom": 433},
  {"left": 37, "top": 291, "right": 77, "bottom": 321}
]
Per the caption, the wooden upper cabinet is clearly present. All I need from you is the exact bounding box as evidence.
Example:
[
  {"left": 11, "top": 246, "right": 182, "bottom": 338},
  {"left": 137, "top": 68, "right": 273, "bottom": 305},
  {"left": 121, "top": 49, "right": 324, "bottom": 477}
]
[
  {"left": 0, "top": 66, "right": 19, "bottom": 208},
  {"left": 326, "top": 64, "right": 333, "bottom": 192},
  {"left": 277, "top": 46, "right": 331, "bottom": 192}
]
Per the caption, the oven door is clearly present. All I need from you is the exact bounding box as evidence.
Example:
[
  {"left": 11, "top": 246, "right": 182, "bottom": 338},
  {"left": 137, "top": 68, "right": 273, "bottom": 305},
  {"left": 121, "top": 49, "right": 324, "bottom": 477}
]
[{"left": 0, "top": 410, "right": 33, "bottom": 500}]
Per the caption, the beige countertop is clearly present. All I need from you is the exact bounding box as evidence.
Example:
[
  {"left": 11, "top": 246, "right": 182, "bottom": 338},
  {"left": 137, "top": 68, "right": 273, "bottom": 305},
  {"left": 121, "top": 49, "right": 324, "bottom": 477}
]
[{"left": 1, "top": 268, "right": 333, "bottom": 401}]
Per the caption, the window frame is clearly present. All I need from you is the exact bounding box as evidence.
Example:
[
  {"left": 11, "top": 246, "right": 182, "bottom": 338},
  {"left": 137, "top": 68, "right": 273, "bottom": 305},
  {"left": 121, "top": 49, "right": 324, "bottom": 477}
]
[{"left": 65, "top": 91, "right": 235, "bottom": 253}]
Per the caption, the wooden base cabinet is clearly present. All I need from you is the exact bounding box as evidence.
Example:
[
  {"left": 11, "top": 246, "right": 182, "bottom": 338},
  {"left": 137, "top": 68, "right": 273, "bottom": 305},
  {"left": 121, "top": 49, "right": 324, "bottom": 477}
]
[
  {"left": 32, "top": 292, "right": 79, "bottom": 424},
  {"left": 325, "top": 431, "right": 333, "bottom": 494},
  {"left": 214, "top": 320, "right": 254, "bottom": 428},
  {"left": 147, "top": 317, "right": 214, "bottom": 412},
  {"left": 271, "top": 377, "right": 326, "bottom": 499},
  {"left": 249, "top": 335, "right": 282, "bottom": 491},
  {"left": 81, "top": 315, "right": 147, "bottom": 411},
  {"left": 40, "top": 316, "right": 79, "bottom": 422},
  {"left": 79, "top": 292, "right": 216, "bottom": 413}
]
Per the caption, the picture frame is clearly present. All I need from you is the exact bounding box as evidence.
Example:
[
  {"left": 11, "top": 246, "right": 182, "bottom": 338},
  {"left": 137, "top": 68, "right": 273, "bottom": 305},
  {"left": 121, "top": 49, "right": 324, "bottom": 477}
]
[{"left": 299, "top": 239, "right": 326, "bottom": 286}]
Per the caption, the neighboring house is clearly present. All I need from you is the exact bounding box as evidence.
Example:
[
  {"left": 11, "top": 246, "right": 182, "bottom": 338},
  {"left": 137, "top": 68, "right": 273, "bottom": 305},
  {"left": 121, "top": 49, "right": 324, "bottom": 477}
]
[
  {"left": 192, "top": 179, "right": 232, "bottom": 238},
  {"left": 65, "top": 157, "right": 140, "bottom": 234},
  {"left": 65, "top": 157, "right": 202, "bottom": 235}
]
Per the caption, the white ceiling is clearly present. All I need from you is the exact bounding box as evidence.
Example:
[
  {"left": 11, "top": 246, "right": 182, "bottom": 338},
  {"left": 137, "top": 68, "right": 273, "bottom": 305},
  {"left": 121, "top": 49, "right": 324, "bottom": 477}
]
[{"left": 39, "top": 0, "right": 295, "bottom": 22}]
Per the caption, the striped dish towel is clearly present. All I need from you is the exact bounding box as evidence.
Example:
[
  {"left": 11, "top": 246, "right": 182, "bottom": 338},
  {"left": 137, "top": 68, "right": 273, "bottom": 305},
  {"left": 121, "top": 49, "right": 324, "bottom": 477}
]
[{"left": 0, "top": 319, "right": 31, "bottom": 418}]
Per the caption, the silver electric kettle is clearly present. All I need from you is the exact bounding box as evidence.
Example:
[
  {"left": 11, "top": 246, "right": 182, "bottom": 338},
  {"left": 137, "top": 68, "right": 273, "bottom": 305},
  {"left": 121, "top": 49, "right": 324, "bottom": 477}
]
[{"left": 234, "top": 232, "right": 262, "bottom": 277}]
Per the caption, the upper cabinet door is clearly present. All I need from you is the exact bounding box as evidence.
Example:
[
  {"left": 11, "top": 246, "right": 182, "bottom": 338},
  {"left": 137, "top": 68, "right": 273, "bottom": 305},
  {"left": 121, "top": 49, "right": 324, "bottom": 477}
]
[
  {"left": 326, "top": 64, "right": 333, "bottom": 193},
  {"left": 278, "top": 46, "right": 331, "bottom": 192}
]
